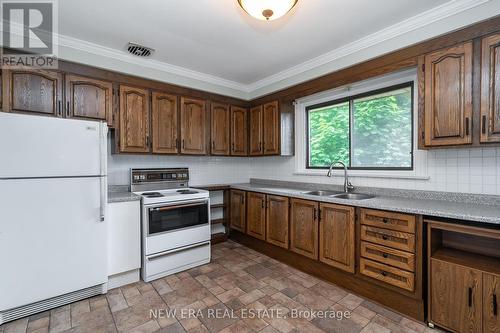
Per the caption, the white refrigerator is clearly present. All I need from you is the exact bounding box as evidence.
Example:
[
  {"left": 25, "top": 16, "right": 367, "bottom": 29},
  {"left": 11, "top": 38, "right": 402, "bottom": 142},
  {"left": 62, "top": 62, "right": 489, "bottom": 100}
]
[{"left": 0, "top": 113, "right": 108, "bottom": 324}]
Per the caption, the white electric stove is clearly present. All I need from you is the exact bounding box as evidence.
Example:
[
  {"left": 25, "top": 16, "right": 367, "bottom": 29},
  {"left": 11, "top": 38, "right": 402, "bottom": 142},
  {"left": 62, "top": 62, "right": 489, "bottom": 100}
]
[{"left": 131, "top": 168, "right": 211, "bottom": 282}]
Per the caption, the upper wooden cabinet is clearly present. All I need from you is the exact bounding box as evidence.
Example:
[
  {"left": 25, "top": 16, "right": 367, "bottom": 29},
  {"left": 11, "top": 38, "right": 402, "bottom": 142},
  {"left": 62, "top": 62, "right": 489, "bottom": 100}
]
[
  {"left": 319, "top": 203, "right": 355, "bottom": 273},
  {"left": 211, "top": 103, "right": 230, "bottom": 155},
  {"left": 266, "top": 195, "right": 289, "bottom": 249},
  {"left": 230, "top": 190, "right": 246, "bottom": 233},
  {"left": 2, "top": 68, "right": 63, "bottom": 117},
  {"left": 246, "top": 192, "right": 266, "bottom": 240},
  {"left": 290, "top": 198, "right": 319, "bottom": 260},
  {"left": 249, "top": 101, "right": 281, "bottom": 156},
  {"left": 180, "top": 97, "right": 207, "bottom": 155},
  {"left": 263, "top": 101, "right": 280, "bottom": 155},
  {"left": 119, "top": 85, "right": 150, "bottom": 153},
  {"left": 421, "top": 42, "right": 473, "bottom": 147},
  {"left": 230, "top": 106, "right": 248, "bottom": 156},
  {"left": 249, "top": 105, "right": 263, "bottom": 156},
  {"left": 65, "top": 74, "right": 113, "bottom": 124},
  {"left": 151, "top": 92, "right": 178, "bottom": 154},
  {"left": 481, "top": 33, "right": 500, "bottom": 143}
]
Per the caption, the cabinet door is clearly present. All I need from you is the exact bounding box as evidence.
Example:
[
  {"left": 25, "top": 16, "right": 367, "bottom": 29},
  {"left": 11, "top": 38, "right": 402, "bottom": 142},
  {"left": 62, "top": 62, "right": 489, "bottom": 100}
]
[
  {"left": 481, "top": 33, "right": 500, "bottom": 143},
  {"left": 263, "top": 101, "right": 280, "bottom": 155},
  {"left": 151, "top": 92, "right": 178, "bottom": 154},
  {"left": 246, "top": 192, "right": 266, "bottom": 240},
  {"left": 211, "top": 102, "right": 230, "bottom": 155},
  {"left": 266, "top": 195, "right": 289, "bottom": 249},
  {"left": 290, "top": 199, "right": 319, "bottom": 260},
  {"left": 65, "top": 74, "right": 113, "bottom": 124},
  {"left": 230, "top": 106, "right": 248, "bottom": 156},
  {"left": 119, "top": 85, "right": 150, "bottom": 153},
  {"left": 230, "top": 190, "right": 246, "bottom": 233},
  {"left": 483, "top": 273, "right": 500, "bottom": 333},
  {"left": 249, "top": 105, "right": 263, "bottom": 156},
  {"left": 423, "top": 42, "right": 473, "bottom": 146},
  {"left": 3, "top": 68, "right": 63, "bottom": 117},
  {"left": 180, "top": 97, "right": 207, "bottom": 155},
  {"left": 430, "top": 259, "right": 482, "bottom": 333},
  {"left": 319, "top": 203, "right": 355, "bottom": 273}
]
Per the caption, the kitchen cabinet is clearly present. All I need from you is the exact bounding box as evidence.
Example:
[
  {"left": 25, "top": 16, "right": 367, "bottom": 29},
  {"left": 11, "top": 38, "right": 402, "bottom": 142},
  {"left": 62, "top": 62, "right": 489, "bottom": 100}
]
[
  {"left": 481, "top": 33, "right": 500, "bottom": 143},
  {"left": 180, "top": 97, "right": 207, "bottom": 155},
  {"left": 421, "top": 42, "right": 473, "bottom": 147},
  {"left": 2, "top": 68, "right": 63, "bottom": 117},
  {"left": 249, "top": 105, "right": 263, "bottom": 155},
  {"left": 319, "top": 203, "right": 355, "bottom": 273},
  {"left": 483, "top": 273, "right": 500, "bottom": 333},
  {"left": 263, "top": 101, "right": 280, "bottom": 155},
  {"left": 246, "top": 192, "right": 266, "bottom": 240},
  {"left": 290, "top": 198, "right": 319, "bottom": 260},
  {"left": 230, "top": 190, "right": 246, "bottom": 233},
  {"left": 266, "top": 195, "right": 289, "bottom": 249},
  {"left": 430, "top": 259, "right": 482, "bottom": 333},
  {"left": 107, "top": 201, "right": 141, "bottom": 277},
  {"left": 65, "top": 74, "right": 113, "bottom": 124},
  {"left": 211, "top": 102, "right": 230, "bottom": 155},
  {"left": 118, "top": 85, "right": 150, "bottom": 153},
  {"left": 230, "top": 106, "right": 248, "bottom": 156},
  {"left": 151, "top": 92, "right": 178, "bottom": 154}
]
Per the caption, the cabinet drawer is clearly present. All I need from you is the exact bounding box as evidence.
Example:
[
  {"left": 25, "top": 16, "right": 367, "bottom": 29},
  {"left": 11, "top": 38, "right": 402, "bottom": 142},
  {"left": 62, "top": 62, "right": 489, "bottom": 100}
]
[
  {"left": 360, "top": 258, "right": 415, "bottom": 292},
  {"left": 361, "top": 225, "right": 415, "bottom": 253},
  {"left": 361, "top": 242, "right": 415, "bottom": 272},
  {"left": 361, "top": 209, "right": 415, "bottom": 233}
]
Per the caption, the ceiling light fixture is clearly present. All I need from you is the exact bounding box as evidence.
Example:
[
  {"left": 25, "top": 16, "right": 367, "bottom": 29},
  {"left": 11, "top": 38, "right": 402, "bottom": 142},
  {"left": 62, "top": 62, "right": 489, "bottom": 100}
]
[{"left": 238, "top": 0, "right": 298, "bottom": 21}]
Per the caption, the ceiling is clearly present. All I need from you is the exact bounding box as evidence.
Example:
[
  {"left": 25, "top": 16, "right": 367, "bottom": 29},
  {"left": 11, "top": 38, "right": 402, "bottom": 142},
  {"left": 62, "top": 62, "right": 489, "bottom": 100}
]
[{"left": 57, "top": 0, "right": 496, "bottom": 98}]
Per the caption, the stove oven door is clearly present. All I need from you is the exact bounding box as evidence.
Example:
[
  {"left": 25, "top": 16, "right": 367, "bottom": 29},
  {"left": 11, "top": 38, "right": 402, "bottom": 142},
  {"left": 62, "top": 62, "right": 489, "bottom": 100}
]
[{"left": 144, "top": 199, "right": 210, "bottom": 255}]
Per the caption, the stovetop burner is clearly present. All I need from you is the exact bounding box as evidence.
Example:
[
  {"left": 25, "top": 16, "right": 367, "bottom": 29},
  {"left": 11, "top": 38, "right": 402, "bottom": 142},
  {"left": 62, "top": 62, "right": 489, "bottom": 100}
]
[
  {"left": 177, "top": 189, "right": 199, "bottom": 195},
  {"left": 141, "top": 192, "right": 164, "bottom": 198}
]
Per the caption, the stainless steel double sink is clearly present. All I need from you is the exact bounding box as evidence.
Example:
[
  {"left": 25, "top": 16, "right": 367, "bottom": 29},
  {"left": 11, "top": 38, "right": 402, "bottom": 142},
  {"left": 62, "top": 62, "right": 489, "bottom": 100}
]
[{"left": 302, "top": 190, "right": 374, "bottom": 200}]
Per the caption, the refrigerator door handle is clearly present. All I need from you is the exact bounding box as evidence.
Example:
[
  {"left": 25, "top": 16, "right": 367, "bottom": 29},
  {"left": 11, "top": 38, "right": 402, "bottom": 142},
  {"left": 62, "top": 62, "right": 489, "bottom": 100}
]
[
  {"left": 99, "top": 176, "right": 105, "bottom": 222},
  {"left": 98, "top": 122, "right": 107, "bottom": 223}
]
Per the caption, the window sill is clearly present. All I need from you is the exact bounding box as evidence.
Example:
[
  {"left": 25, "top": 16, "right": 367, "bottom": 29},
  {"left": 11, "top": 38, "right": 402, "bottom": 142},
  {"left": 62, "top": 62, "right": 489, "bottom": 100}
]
[{"left": 293, "top": 171, "right": 430, "bottom": 180}]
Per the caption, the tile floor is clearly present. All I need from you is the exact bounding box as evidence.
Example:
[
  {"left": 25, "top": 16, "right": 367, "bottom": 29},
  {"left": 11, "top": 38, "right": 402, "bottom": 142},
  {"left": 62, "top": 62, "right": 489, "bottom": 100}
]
[{"left": 0, "top": 241, "right": 444, "bottom": 333}]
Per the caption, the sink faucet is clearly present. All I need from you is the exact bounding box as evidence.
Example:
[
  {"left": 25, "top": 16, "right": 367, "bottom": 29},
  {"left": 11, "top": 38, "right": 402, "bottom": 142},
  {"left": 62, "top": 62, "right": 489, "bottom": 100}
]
[{"left": 327, "top": 161, "right": 354, "bottom": 193}]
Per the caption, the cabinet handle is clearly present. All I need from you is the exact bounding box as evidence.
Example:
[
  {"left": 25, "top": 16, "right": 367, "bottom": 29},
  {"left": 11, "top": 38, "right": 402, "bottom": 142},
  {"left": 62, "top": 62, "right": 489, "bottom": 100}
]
[
  {"left": 465, "top": 117, "right": 470, "bottom": 136},
  {"left": 259, "top": 142, "right": 262, "bottom": 152},
  {"left": 182, "top": 139, "right": 185, "bottom": 149},
  {"left": 383, "top": 218, "right": 389, "bottom": 224},
  {"left": 57, "top": 101, "right": 62, "bottom": 117},
  {"left": 240, "top": 196, "right": 244, "bottom": 204},
  {"left": 382, "top": 235, "right": 388, "bottom": 241},
  {"left": 493, "top": 294, "right": 497, "bottom": 316},
  {"left": 66, "top": 101, "right": 70, "bottom": 118},
  {"left": 382, "top": 253, "right": 389, "bottom": 259},
  {"left": 381, "top": 271, "right": 387, "bottom": 277},
  {"left": 313, "top": 208, "right": 317, "bottom": 220},
  {"left": 212, "top": 141, "right": 215, "bottom": 150},
  {"left": 468, "top": 287, "right": 473, "bottom": 307},
  {"left": 482, "top": 115, "right": 487, "bottom": 134},
  {"left": 232, "top": 142, "right": 235, "bottom": 152},
  {"left": 175, "top": 138, "right": 179, "bottom": 150},
  {"left": 261, "top": 199, "right": 264, "bottom": 208}
]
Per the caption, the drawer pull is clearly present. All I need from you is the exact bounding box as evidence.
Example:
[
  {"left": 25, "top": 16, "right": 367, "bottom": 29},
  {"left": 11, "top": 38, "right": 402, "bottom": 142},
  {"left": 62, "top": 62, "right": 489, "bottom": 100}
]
[
  {"left": 493, "top": 294, "right": 497, "bottom": 316},
  {"left": 381, "top": 271, "right": 387, "bottom": 277},
  {"left": 468, "top": 287, "right": 473, "bottom": 307},
  {"left": 382, "top": 253, "right": 389, "bottom": 258},
  {"left": 382, "top": 235, "right": 388, "bottom": 240},
  {"left": 383, "top": 218, "right": 389, "bottom": 224}
]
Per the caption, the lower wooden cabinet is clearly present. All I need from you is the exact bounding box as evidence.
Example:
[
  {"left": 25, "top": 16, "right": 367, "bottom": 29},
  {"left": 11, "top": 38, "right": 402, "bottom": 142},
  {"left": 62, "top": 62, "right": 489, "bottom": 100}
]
[
  {"left": 430, "top": 259, "right": 482, "bottom": 333},
  {"left": 290, "top": 199, "right": 319, "bottom": 260},
  {"left": 229, "top": 190, "right": 246, "bottom": 233},
  {"left": 483, "top": 273, "right": 500, "bottom": 333},
  {"left": 266, "top": 195, "right": 289, "bottom": 249},
  {"left": 246, "top": 192, "right": 266, "bottom": 240},
  {"left": 319, "top": 203, "right": 355, "bottom": 273}
]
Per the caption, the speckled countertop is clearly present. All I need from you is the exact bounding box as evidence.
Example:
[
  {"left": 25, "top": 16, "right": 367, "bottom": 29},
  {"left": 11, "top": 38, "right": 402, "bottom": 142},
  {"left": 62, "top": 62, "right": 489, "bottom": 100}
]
[
  {"left": 108, "top": 185, "right": 141, "bottom": 203},
  {"left": 231, "top": 180, "right": 500, "bottom": 226}
]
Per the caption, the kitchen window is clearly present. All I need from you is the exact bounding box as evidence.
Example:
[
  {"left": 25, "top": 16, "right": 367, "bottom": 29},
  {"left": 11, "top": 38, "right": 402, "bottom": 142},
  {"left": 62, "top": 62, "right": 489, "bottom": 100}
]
[{"left": 306, "top": 83, "right": 413, "bottom": 170}]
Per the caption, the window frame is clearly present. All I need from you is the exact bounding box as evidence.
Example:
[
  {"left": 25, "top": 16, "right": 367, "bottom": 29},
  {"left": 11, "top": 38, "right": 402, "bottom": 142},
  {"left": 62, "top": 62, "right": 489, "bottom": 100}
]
[{"left": 305, "top": 82, "right": 414, "bottom": 171}]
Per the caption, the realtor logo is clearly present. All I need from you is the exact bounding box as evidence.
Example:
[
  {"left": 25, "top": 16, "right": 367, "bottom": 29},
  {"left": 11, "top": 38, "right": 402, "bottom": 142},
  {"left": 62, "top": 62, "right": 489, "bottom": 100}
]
[{"left": 1, "top": 0, "right": 58, "bottom": 68}]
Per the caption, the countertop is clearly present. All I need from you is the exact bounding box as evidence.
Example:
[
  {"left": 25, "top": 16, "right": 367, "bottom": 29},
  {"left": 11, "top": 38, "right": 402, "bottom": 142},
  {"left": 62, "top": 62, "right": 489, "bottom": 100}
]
[
  {"left": 231, "top": 182, "right": 500, "bottom": 226},
  {"left": 108, "top": 186, "right": 141, "bottom": 203}
]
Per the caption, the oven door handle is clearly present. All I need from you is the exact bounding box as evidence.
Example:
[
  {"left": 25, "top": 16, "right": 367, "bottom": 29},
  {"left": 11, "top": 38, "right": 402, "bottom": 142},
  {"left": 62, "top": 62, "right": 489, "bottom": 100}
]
[
  {"left": 152, "top": 202, "right": 207, "bottom": 212},
  {"left": 147, "top": 241, "right": 210, "bottom": 261}
]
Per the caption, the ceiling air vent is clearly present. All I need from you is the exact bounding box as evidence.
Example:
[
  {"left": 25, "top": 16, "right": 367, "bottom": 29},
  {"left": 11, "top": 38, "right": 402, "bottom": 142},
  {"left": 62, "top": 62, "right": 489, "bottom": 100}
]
[{"left": 126, "top": 43, "right": 154, "bottom": 57}]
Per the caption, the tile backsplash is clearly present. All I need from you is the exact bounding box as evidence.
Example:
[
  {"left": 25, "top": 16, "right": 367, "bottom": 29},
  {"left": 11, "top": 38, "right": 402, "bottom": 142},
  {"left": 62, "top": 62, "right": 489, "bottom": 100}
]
[{"left": 108, "top": 136, "right": 500, "bottom": 195}]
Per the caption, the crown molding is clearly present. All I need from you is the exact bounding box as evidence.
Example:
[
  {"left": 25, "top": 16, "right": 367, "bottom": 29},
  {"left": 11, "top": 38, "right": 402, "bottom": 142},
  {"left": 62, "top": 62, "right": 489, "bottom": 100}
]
[{"left": 246, "top": 0, "right": 491, "bottom": 94}]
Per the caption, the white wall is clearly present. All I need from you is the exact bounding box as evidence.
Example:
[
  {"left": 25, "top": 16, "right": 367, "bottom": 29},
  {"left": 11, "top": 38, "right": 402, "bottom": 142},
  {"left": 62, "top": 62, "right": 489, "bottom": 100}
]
[{"left": 247, "top": 147, "right": 500, "bottom": 195}]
